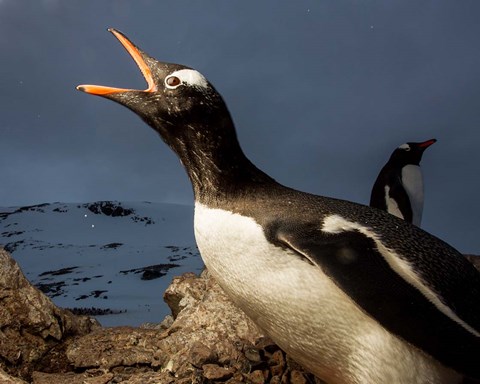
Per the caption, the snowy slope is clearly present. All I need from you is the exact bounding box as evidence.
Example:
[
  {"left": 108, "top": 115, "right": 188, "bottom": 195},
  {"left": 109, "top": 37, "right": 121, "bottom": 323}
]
[{"left": 0, "top": 201, "right": 203, "bottom": 327}]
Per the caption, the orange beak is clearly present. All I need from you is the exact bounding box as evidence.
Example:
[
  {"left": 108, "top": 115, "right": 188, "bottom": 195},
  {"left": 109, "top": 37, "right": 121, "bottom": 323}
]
[{"left": 77, "top": 28, "right": 157, "bottom": 95}]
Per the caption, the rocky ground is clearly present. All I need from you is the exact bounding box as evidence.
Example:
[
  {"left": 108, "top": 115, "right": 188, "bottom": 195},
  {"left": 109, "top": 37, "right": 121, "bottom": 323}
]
[
  {"left": 1, "top": 248, "right": 479, "bottom": 384},
  {"left": 0, "top": 248, "right": 324, "bottom": 384}
]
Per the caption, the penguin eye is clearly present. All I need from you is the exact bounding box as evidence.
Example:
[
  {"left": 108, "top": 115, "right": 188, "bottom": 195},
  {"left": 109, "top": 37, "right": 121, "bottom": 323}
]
[{"left": 165, "top": 76, "right": 182, "bottom": 89}]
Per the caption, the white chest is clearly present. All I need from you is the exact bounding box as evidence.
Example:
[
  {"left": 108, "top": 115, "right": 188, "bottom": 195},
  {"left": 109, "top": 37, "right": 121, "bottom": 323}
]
[
  {"left": 401, "top": 165, "right": 424, "bottom": 226},
  {"left": 193, "top": 203, "right": 341, "bottom": 317},
  {"left": 192, "top": 203, "right": 458, "bottom": 384}
]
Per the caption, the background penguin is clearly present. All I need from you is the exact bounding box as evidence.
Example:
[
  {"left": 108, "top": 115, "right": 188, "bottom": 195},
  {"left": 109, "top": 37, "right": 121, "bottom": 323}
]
[
  {"left": 77, "top": 30, "right": 479, "bottom": 384},
  {"left": 370, "top": 139, "right": 436, "bottom": 226}
]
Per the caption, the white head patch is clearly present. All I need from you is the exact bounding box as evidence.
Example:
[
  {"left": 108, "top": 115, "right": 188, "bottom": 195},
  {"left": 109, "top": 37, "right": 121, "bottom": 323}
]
[
  {"left": 165, "top": 69, "right": 208, "bottom": 89},
  {"left": 398, "top": 143, "right": 411, "bottom": 151}
]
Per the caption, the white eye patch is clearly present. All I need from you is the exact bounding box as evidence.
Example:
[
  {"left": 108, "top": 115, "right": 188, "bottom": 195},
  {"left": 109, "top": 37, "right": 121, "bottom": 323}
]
[
  {"left": 165, "top": 69, "right": 209, "bottom": 90},
  {"left": 398, "top": 143, "right": 411, "bottom": 151}
]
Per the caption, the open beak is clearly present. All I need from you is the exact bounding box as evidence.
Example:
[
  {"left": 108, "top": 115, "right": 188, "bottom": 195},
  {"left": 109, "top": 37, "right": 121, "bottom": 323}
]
[
  {"left": 419, "top": 139, "right": 437, "bottom": 149},
  {"left": 77, "top": 28, "right": 157, "bottom": 95}
]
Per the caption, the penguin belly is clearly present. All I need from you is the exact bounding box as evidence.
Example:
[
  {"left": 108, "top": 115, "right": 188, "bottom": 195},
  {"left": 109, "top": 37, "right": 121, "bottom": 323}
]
[{"left": 193, "top": 203, "right": 461, "bottom": 384}]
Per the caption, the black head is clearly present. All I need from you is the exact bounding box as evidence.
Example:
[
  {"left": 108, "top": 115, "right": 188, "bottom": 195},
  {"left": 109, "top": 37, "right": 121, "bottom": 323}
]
[
  {"left": 388, "top": 139, "right": 437, "bottom": 166},
  {"left": 77, "top": 29, "right": 271, "bottom": 199},
  {"left": 77, "top": 29, "right": 231, "bottom": 149}
]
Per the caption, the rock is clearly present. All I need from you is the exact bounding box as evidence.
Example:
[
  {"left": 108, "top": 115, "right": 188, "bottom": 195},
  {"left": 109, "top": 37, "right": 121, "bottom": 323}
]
[
  {"left": 270, "top": 376, "right": 282, "bottom": 384},
  {"left": 66, "top": 327, "right": 166, "bottom": 369},
  {"left": 244, "top": 346, "right": 262, "bottom": 364},
  {"left": 1, "top": 251, "right": 274, "bottom": 383},
  {"left": 62, "top": 269, "right": 320, "bottom": 382},
  {"left": 163, "top": 272, "right": 206, "bottom": 318},
  {"left": 7, "top": 246, "right": 477, "bottom": 383},
  {"left": 0, "top": 367, "right": 28, "bottom": 383},
  {"left": 32, "top": 370, "right": 114, "bottom": 384},
  {"left": 202, "top": 363, "right": 235, "bottom": 380},
  {"left": 248, "top": 369, "right": 266, "bottom": 384},
  {"left": 0, "top": 249, "right": 98, "bottom": 381},
  {"left": 85, "top": 201, "right": 133, "bottom": 217},
  {"left": 159, "top": 270, "right": 263, "bottom": 362},
  {"left": 189, "top": 342, "right": 218, "bottom": 367},
  {"left": 290, "top": 370, "right": 309, "bottom": 384},
  {"left": 268, "top": 349, "right": 286, "bottom": 377}
]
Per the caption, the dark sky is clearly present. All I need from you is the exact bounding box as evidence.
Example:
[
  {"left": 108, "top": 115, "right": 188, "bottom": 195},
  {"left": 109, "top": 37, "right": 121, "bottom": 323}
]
[{"left": 1, "top": 0, "right": 479, "bottom": 253}]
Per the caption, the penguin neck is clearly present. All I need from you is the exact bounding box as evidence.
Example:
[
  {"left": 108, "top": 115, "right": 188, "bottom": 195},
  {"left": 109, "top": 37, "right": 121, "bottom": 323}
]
[{"left": 169, "top": 120, "right": 276, "bottom": 205}]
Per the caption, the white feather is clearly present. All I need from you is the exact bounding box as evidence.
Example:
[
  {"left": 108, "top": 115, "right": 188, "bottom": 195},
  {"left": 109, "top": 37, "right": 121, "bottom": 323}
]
[
  {"left": 166, "top": 68, "right": 208, "bottom": 89},
  {"left": 194, "top": 203, "right": 462, "bottom": 384},
  {"left": 384, "top": 185, "right": 405, "bottom": 220},
  {"left": 322, "top": 214, "right": 479, "bottom": 338}
]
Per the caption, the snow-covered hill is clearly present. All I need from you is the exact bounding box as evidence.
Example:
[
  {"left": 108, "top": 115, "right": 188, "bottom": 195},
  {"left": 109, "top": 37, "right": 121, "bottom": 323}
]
[{"left": 0, "top": 201, "right": 203, "bottom": 327}]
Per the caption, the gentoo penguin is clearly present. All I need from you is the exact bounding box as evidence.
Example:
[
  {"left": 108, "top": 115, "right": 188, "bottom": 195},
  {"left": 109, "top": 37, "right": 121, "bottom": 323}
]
[
  {"left": 370, "top": 139, "right": 436, "bottom": 226},
  {"left": 77, "top": 29, "right": 480, "bottom": 384}
]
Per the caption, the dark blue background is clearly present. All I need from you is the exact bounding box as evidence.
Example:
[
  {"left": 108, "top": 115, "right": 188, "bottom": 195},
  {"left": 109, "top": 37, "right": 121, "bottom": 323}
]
[{"left": 1, "top": 1, "right": 479, "bottom": 252}]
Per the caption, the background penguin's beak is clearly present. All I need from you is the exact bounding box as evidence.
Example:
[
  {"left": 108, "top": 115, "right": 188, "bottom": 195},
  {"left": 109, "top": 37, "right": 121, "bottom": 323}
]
[
  {"left": 76, "top": 28, "right": 157, "bottom": 96},
  {"left": 418, "top": 139, "right": 437, "bottom": 149}
]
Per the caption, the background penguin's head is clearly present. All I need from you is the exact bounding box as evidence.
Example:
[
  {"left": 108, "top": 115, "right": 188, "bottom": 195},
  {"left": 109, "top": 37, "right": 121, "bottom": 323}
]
[{"left": 389, "top": 139, "right": 436, "bottom": 166}]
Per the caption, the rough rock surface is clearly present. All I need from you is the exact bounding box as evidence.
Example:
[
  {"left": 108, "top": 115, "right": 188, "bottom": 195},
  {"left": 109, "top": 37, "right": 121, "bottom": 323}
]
[
  {"left": 0, "top": 367, "right": 28, "bottom": 383},
  {"left": 1, "top": 247, "right": 479, "bottom": 383},
  {"left": 60, "top": 270, "right": 324, "bottom": 383},
  {"left": 0, "top": 246, "right": 322, "bottom": 383},
  {"left": 0, "top": 249, "right": 98, "bottom": 382}
]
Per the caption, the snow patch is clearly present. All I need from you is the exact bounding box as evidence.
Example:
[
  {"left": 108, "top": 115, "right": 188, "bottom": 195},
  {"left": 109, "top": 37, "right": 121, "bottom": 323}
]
[{"left": 0, "top": 201, "right": 203, "bottom": 327}]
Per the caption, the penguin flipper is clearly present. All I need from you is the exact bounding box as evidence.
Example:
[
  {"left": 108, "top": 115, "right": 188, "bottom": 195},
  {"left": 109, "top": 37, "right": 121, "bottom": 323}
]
[
  {"left": 274, "top": 221, "right": 480, "bottom": 379},
  {"left": 369, "top": 170, "right": 389, "bottom": 210},
  {"left": 386, "top": 175, "right": 413, "bottom": 222}
]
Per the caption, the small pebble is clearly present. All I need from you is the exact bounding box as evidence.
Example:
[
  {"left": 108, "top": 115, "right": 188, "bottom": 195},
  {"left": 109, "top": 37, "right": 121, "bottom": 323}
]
[
  {"left": 244, "top": 347, "right": 262, "bottom": 363},
  {"left": 247, "top": 370, "right": 265, "bottom": 384},
  {"left": 290, "top": 370, "right": 308, "bottom": 384},
  {"left": 202, "top": 364, "right": 234, "bottom": 381}
]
